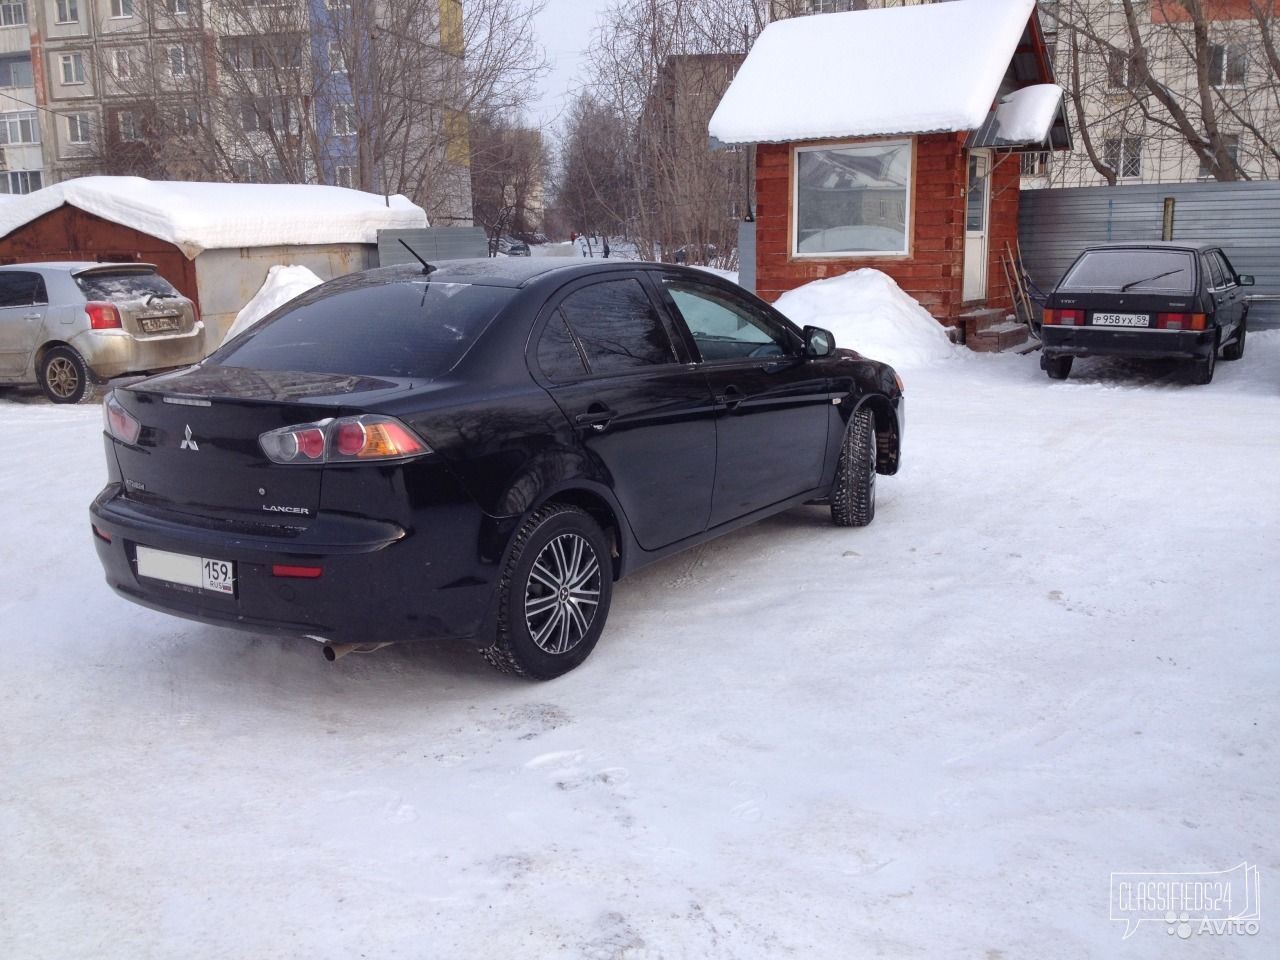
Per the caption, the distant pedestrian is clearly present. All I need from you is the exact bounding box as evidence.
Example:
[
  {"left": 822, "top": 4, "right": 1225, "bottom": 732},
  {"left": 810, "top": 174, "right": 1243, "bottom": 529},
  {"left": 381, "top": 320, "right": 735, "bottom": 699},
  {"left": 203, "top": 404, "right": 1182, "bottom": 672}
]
[{"left": 602, "top": 237, "right": 611, "bottom": 259}]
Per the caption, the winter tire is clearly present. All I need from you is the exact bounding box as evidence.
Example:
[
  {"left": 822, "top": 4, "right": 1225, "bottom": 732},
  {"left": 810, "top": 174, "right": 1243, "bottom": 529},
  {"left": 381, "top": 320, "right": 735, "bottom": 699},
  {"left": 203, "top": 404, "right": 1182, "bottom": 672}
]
[
  {"left": 482, "top": 503, "right": 613, "bottom": 680},
  {"left": 1221, "top": 320, "right": 1246, "bottom": 361},
  {"left": 40, "top": 346, "right": 91, "bottom": 404},
  {"left": 830, "top": 407, "right": 876, "bottom": 528},
  {"left": 1043, "top": 355, "right": 1072, "bottom": 380}
]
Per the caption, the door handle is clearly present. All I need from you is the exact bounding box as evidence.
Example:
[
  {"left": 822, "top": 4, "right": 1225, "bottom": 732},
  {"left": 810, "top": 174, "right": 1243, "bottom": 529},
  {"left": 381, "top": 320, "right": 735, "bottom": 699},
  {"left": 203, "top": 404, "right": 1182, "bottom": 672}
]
[
  {"left": 574, "top": 405, "right": 618, "bottom": 432},
  {"left": 23, "top": 312, "right": 41, "bottom": 320},
  {"left": 715, "top": 385, "right": 745, "bottom": 409}
]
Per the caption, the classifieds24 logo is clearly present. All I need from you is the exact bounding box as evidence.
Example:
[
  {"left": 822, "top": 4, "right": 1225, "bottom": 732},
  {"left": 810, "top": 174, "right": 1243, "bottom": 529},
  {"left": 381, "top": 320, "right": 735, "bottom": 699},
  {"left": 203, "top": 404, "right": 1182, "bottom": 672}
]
[{"left": 1110, "top": 863, "right": 1261, "bottom": 939}]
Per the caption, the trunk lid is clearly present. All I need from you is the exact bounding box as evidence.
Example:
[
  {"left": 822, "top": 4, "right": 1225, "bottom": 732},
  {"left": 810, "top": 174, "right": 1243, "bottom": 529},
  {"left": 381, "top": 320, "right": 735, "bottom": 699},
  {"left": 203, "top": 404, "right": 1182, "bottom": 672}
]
[
  {"left": 1049, "top": 291, "right": 1204, "bottom": 329},
  {"left": 112, "top": 365, "right": 412, "bottom": 525},
  {"left": 74, "top": 265, "right": 199, "bottom": 338}
]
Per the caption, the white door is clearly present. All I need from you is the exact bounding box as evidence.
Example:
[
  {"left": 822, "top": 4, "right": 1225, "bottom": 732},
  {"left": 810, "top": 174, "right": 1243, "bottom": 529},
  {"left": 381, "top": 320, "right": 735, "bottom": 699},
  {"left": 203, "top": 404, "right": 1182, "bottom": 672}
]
[{"left": 963, "top": 150, "right": 991, "bottom": 302}]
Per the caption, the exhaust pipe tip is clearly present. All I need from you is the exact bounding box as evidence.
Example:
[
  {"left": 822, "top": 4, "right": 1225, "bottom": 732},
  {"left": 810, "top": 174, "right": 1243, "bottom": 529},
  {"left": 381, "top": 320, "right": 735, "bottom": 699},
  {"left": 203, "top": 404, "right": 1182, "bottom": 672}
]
[{"left": 322, "top": 642, "right": 392, "bottom": 662}]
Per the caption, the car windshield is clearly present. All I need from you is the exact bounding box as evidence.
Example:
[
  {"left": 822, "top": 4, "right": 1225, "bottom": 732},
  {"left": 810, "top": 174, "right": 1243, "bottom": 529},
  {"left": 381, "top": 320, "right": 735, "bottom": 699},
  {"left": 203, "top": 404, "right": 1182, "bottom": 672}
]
[
  {"left": 1060, "top": 250, "right": 1196, "bottom": 294},
  {"left": 76, "top": 270, "right": 180, "bottom": 302},
  {"left": 208, "top": 275, "right": 515, "bottom": 380}
]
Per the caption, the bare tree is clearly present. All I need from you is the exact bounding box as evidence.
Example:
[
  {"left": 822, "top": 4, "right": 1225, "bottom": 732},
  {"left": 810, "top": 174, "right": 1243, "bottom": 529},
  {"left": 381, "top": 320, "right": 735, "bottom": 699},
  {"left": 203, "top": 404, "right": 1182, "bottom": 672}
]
[
  {"left": 470, "top": 113, "right": 549, "bottom": 251},
  {"left": 556, "top": 0, "right": 768, "bottom": 261},
  {"left": 1043, "top": 0, "right": 1280, "bottom": 184}
]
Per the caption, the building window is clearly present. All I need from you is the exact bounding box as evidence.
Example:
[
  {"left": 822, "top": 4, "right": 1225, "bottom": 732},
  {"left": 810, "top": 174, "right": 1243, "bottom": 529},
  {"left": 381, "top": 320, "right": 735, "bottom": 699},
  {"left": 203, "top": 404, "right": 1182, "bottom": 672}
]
[
  {"left": 0, "top": 109, "right": 39, "bottom": 144},
  {"left": 171, "top": 104, "right": 198, "bottom": 134},
  {"left": 60, "top": 52, "right": 85, "bottom": 85},
  {"left": 2, "top": 170, "right": 42, "bottom": 193},
  {"left": 1209, "top": 43, "right": 1247, "bottom": 86},
  {"left": 110, "top": 0, "right": 132, "bottom": 17},
  {"left": 167, "top": 46, "right": 188, "bottom": 78},
  {"left": 55, "top": 0, "right": 77, "bottom": 22},
  {"left": 0, "top": 0, "right": 26, "bottom": 26},
  {"left": 165, "top": 0, "right": 189, "bottom": 13},
  {"left": 1021, "top": 151, "right": 1052, "bottom": 177},
  {"left": 1104, "top": 136, "right": 1143, "bottom": 180},
  {"left": 1199, "top": 133, "right": 1240, "bottom": 178},
  {"left": 334, "top": 164, "right": 353, "bottom": 188},
  {"left": 111, "top": 49, "right": 133, "bottom": 81},
  {"left": 117, "top": 110, "right": 141, "bottom": 141},
  {"left": 793, "top": 139, "right": 913, "bottom": 257},
  {"left": 328, "top": 40, "right": 345, "bottom": 73},
  {"left": 0, "top": 55, "right": 32, "bottom": 88},
  {"left": 66, "top": 112, "right": 91, "bottom": 144},
  {"left": 806, "top": 0, "right": 856, "bottom": 11},
  {"left": 334, "top": 101, "right": 356, "bottom": 136}
]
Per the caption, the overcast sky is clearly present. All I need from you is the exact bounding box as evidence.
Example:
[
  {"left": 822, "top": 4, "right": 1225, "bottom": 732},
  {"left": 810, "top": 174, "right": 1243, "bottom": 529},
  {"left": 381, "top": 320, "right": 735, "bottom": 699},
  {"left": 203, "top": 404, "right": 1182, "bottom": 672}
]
[{"left": 529, "top": 0, "right": 615, "bottom": 130}]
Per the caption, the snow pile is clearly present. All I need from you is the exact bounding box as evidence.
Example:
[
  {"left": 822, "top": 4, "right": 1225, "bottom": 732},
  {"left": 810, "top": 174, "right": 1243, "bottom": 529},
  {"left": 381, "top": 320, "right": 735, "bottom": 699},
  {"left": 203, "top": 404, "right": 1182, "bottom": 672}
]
[
  {"left": 773, "top": 268, "right": 956, "bottom": 369},
  {"left": 0, "top": 177, "right": 427, "bottom": 258},
  {"left": 223, "top": 265, "right": 323, "bottom": 343},
  {"left": 709, "top": 0, "right": 1036, "bottom": 144},
  {"left": 994, "top": 83, "right": 1064, "bottom": 144}
]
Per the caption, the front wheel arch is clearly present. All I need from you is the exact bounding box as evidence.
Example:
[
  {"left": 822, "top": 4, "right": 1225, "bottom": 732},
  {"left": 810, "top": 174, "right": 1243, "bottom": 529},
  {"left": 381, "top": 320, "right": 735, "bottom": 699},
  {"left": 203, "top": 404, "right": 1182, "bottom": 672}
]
[{"left": 852, "top": 394, "right": 900, "bottom": 476}]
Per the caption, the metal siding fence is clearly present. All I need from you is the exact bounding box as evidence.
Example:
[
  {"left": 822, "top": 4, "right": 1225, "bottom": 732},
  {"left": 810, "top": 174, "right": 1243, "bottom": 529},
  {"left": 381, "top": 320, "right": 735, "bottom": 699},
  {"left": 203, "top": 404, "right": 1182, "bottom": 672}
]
[
  {"left": 1019, "top": 181, "right": 1280, "bottom": 327},
  {"left": 376, "top": 227, "right": 489, "bottom": 266}
]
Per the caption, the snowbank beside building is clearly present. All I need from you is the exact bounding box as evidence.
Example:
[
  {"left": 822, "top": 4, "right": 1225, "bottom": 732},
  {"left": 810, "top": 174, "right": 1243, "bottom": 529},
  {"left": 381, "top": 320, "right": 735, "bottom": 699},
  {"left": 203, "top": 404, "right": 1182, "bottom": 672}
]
[
  {"left": 773, "top": 268, "right": 956, "bottom": 369},
  {"left": 223, "top": 265, "right": 323, "bottom": 343}
]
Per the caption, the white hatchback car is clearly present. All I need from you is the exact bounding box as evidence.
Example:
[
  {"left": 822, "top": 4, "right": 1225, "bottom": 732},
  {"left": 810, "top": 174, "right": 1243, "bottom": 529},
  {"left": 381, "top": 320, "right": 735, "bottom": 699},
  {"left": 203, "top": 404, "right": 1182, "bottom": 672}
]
[{"left": 0, "top": 262, "right": 205, "bottom": 403}]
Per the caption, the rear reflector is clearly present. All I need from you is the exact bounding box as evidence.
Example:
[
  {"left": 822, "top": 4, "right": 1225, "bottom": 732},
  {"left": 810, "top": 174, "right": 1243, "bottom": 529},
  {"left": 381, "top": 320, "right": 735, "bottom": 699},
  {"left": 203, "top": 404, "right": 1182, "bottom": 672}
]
[
  {"left": 1044, "top": 308, "right": 1083, "bottom": 326},
  {"left": 86, "top": 301, "right": 123, "bottom": 330},
  {"left": 272, "top": 564, "right": 324, "bottom": 579},
  {"left": 92, "top": 525, "right": 112, "bottom": 543}
]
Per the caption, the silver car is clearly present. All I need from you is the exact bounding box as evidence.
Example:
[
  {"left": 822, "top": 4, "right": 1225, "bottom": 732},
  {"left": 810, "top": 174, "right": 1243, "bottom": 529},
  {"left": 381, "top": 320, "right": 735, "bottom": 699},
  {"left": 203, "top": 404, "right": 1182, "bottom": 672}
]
[{"left": 0, "top": 262, "right": 205, "bottom": 403}]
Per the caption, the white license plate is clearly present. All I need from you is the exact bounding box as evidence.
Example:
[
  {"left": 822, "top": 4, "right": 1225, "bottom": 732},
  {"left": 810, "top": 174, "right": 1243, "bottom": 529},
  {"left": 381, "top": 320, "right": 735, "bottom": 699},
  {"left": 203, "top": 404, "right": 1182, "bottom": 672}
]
[
  {"left": 140, "top": 315, "right": 180, "bottom": 334},
  {"left": 136, "top": 545, "right": 235, "bottom": 595},
  {"left": 1092, "top": 312, "right": 1150, "bottom": 327}
]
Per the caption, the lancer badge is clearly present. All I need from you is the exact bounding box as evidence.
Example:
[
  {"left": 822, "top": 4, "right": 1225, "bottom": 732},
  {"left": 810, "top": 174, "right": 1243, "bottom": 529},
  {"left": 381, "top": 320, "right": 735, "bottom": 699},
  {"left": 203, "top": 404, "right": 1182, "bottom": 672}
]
[{"left": 179, "top": 425, "right": 199, "bottom": 452}]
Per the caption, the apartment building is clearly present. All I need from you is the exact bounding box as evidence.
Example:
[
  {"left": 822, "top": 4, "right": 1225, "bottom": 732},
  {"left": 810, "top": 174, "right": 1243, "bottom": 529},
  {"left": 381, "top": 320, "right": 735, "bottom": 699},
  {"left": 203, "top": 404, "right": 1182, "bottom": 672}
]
[{"left": 0, "top": 0, "right": 473, "bottom": 225}]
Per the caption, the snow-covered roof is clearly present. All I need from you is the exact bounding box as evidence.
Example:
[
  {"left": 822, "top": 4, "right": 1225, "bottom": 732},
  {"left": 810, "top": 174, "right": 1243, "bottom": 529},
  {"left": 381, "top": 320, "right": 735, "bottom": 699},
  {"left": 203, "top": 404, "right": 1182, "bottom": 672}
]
[
  {"left": 0, "top": 177, "right": 428, "bottom": 258},
  {"left": 993, "top": 84, "right": 1064, "bottom": 144},
  {"left": 708, "top": 0, "right": 1038, "bottom": 145}
]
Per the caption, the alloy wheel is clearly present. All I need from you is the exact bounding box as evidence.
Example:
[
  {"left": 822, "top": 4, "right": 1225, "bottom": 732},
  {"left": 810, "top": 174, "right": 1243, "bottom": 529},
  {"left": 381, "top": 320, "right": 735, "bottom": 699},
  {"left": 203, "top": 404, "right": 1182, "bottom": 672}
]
[
  {"left": 46, "top": 357, "right": 80, "bottom": 399},
  {"left": 524, "top": 533, "right": 602, "bottom": 655}
]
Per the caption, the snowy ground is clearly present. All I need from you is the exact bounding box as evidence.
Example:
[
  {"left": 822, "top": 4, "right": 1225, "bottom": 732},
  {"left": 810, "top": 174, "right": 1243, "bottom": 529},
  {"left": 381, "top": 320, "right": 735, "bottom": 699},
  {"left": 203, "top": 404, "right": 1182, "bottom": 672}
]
[{"left": 2, "top": 337, "right": 1278, "bottom": 958}]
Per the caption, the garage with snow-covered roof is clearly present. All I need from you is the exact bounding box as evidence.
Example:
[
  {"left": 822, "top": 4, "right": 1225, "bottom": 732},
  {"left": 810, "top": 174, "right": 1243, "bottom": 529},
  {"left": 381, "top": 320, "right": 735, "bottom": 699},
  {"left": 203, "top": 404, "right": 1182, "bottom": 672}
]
[
  {"left": 709, "top": 0, "right": 1069, "bottom": 343},
  {"left": 0, "top": 177, "right": 427, "bottom": 346}
]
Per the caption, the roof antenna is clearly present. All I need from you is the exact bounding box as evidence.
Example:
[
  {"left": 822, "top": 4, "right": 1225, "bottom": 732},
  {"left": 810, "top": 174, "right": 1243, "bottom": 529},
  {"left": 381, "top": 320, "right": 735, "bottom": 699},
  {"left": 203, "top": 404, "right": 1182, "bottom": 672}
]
[{"left": 399, "top": 239, "right": 436, "bottom": 276}]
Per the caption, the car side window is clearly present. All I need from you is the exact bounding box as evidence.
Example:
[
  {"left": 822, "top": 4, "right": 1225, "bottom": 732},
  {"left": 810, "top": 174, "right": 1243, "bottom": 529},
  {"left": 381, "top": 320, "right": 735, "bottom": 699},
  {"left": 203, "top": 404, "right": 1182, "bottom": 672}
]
[
  {"left": 557, "top": 278, "right": 678, "bottom": 375},
  {"left": 1203, "top": 254, "right": 1225, "bottom": 290},
  {"left": 536, "top": 310, "right": 588, "bottom": 381},
  {"left": 662, "top": 279, "right": 792, "bottom": 362},
  {"left": 0, "top": 271, "right": 42, "bottom": 309},
  {"left": 1212, "top": 251, "right": 1237, "bottom": 287}
]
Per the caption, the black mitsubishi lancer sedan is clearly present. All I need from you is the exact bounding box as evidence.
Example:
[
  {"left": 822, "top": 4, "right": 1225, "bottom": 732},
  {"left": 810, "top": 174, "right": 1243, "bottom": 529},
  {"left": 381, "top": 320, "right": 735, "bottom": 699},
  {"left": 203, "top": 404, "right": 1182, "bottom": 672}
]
[
  {"left": 1040, "top": 241, "right": 1251, "bottom": 384},
  {"left": 90, "top": 259, "right": 904, "bottom": 679}
]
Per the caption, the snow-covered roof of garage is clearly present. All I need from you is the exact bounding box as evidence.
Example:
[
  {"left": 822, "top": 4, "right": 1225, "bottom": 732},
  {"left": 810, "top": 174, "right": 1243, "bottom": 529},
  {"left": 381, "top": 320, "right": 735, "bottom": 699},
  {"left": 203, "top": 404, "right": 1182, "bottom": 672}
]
[
  {"left": 0, "top": 177, "right": 428, "bottom": 258},
  {"left": 708, "top": 0, "right": 1041, "bottom": 145}
]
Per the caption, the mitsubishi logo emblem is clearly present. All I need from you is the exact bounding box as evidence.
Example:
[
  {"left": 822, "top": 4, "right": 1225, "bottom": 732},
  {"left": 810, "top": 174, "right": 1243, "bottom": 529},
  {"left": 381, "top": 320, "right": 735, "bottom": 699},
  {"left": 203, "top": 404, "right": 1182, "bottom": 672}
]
[{"left": 179, "top": 424, "right": 199, "bottom": 452}]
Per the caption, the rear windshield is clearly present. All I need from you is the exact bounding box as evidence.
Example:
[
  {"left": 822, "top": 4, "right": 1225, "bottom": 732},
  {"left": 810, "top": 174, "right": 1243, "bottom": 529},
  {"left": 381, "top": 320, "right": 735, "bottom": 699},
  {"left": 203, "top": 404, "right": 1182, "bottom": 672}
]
[
  {"left": 76, "top": 270, "right": 180, "bottom": 302},
  {"left": 1060, "top": 250, "right": 1196, "bottom": 294},
  {"left": 209, "top": 276, "right": 514, "bottom": 380}
]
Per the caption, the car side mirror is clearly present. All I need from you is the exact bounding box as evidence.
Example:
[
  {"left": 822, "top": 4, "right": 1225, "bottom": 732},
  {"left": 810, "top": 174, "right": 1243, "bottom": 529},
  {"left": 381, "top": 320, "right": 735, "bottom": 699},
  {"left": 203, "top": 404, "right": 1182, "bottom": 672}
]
[
  {"left": 1238, "top": 274, "right": 1255, "bottom": 286},
  {"left": 803, "top": 325, "right": 835, "bottom": 358}
]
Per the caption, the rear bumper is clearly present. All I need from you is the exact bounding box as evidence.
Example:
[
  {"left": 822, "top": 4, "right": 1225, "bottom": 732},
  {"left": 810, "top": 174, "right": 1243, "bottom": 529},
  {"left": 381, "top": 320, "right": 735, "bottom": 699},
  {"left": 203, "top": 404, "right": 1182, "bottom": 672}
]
[
  {"left": 1041, "top": 325, "right": 1215, "bottom": 361},
  {"left": 72, "top": 325, "right": 207, "bottom": 381},
  {"left": 89, "top": 486, "right": 498, "bottom": 647}
]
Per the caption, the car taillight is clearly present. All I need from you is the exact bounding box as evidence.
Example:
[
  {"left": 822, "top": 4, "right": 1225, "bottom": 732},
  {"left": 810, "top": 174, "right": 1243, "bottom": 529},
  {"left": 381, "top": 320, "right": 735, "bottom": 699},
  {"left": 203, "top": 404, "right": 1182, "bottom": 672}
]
[
  {"left": 1156, "top": 312, "right": 1206, "bottom": 331},
  {"left": 86, "top": 301, "right": 123, "bottom": 330},
  {"left": 1044, "top": 308, "right": 1083, "bottom": 326},
  {"left": 259, "top": 415, "right": 429, "bottom": 465},
  {"left": 103, "top": 391, "right": 141, "bottom": 445}
]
